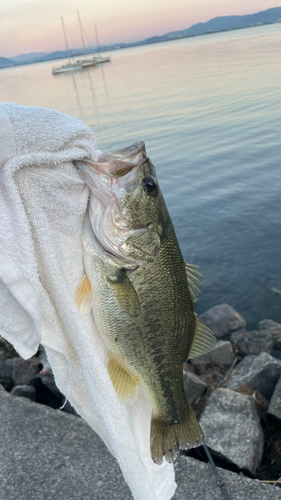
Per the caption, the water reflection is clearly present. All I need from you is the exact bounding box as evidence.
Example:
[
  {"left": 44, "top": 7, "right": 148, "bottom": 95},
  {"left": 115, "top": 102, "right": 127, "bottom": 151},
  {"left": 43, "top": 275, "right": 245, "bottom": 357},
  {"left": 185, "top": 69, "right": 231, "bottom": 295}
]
[{"left": 71, "top": 72, "right": 83, "bottom": 116}]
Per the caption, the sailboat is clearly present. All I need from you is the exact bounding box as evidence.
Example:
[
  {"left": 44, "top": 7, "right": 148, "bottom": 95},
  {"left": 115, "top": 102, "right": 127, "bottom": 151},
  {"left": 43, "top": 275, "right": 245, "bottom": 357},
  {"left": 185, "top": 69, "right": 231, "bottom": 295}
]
[
  {"left": 52, "top": 18, "right": 83, "bottom": 75},
  {"left": 77, "top": 13, "right": 111, "bottom": 68}
]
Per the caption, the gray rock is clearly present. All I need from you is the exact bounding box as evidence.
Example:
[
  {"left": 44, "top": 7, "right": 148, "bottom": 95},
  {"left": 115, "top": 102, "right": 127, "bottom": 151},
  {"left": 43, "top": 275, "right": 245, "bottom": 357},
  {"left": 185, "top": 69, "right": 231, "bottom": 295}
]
[
  {"left": 0, "top": 392, "right": 133, "bottom": 500},
  {"left": 174, "top": 455, "right": 281, "bottom": 500},
  {"left": 259, "top": 319, "right": 281, "bottom": 349},
  {"left": 183, "top": 371, "right": 207, "bottom": 404},
  {"left": 0, "top": 393, "right": 279, "bottom": 500},
  {"left": 231, "top": 329, "right": 274, "bottom": 356},
  {"left": 0, "top": 358, "right": 14, "bottom": 391},
  {"left": 190, "top": 341, "right": 235, "bottom": 373},
  {"left": 199, "top": 388, "right": 264, "bottom": 474},
  {"left": 199, "top": 304, "right": 246, "bottom": 340},
  {"left": 38, "top": 351, "right": 62, "bottom": 397},
  {"left": 61, "top": 399, "right": 79, "bottom": 416},
  {"left": 226, "top": 352, "right": 281, "bottom": 400},
  {"left": 268, "top": 375, "right": 281, "bottom": 422},
  {"left": 0, "top": 383, "right": 7, "bottom": 393},
  {"left": 0, "top": 336, "right": 18, "bottom": 364},
  {"left": 40, "top": 365, "right": 61, "bottom": 397},
  {"left": 0, "top": 356, "right": 40, "bottom": 391},
  {"left": 10, "top": 384, "right": 36, "bottom": 401}
]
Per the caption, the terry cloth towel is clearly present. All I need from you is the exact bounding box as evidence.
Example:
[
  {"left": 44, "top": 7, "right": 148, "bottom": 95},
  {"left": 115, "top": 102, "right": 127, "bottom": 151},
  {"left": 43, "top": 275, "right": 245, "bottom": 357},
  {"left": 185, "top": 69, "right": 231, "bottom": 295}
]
[{"left": 0, "top": 103, "right": 176, "bottom": 500}]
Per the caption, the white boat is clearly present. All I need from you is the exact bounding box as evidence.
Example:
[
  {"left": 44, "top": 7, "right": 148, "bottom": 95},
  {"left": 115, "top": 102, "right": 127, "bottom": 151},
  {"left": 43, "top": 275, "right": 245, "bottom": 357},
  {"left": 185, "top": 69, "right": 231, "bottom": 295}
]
[
  {"left": 52, "top": 15, "right": 111, "bottom": 75},
  {"left": 82, "top": 55, "right": 110, "bottom": 66},
  {"left": 77, "top": 18, "right": 111, "bottom": 68},
  {"left": 52, "top": 62, "right": 83, "bottom": 74},
  {"left": 52, "top": 17, "right": 84, "bottom": 75}
]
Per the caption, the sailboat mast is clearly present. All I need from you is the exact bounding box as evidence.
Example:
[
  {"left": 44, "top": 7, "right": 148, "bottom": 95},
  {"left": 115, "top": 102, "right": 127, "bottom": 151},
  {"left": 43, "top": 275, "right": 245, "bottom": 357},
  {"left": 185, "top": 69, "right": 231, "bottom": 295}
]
[
  {"left": 94, "top": 23, "right": 100, "bottom": 55},
  {"left": 77, "top": 10, "right": 87, "bottom": 55},
  {"left": 61, "top": 17, "right": 71, "bottom": 63}
]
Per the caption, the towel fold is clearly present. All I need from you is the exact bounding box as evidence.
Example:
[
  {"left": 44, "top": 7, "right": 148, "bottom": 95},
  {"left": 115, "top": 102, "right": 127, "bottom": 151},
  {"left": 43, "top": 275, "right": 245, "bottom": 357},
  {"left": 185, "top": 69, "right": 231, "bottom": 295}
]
[{"left": 0, "top": 103, "right": 176, "bottom": 500}]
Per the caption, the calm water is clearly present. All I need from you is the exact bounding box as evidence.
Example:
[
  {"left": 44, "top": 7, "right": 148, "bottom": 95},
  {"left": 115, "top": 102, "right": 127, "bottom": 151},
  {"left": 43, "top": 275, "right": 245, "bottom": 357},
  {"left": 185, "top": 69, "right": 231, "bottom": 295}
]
[{"left": 1, "top": 24, "right": 281, "bottom": 327}]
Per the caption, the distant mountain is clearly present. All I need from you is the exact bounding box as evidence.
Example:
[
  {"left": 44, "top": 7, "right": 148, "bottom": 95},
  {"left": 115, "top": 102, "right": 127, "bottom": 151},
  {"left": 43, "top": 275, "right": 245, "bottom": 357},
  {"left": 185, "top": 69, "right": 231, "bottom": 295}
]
[
  {"left": 142, "top": 7, "right": 281, "bottom": 44},
  {"left": 9, "top": 52, "right": 48, "bottom": 63},
  {"left": 30, "top": 48, "right": 89, "bottom": 63},
  {"left": 0, "top": 56, "right": 16, "bottom": 68}
]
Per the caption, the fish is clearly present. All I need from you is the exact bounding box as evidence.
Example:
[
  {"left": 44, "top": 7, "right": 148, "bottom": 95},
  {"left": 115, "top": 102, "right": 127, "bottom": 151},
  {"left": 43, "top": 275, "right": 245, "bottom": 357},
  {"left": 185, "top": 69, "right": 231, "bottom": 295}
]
[{"left": 75, "top": 141, "right": 216, "bottom": 464}]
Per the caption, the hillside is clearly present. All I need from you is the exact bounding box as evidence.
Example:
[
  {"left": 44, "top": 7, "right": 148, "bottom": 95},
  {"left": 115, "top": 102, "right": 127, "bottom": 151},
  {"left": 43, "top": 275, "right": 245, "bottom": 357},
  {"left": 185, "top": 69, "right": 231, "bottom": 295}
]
[
  {"left": 0, "top": 56, "right": 17, "bottom": 68},
  {"left": 143, "top": 7, "right": 281, "bottom": 44}
]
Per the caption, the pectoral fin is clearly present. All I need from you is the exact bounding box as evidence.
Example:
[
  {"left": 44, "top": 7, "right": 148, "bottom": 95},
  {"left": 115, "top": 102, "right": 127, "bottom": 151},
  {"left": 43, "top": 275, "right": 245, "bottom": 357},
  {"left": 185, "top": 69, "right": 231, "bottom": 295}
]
[
  {"left": 107, "top": 354, "right": 138, "bottom": 402},
  {"left": 107, "top": 270, "right": 141, "bottom": 315},
  {"left": 188, "top": 316, "right": 216, "bottom": 359},
  {"left": 75, "top": 274, "right": 92, "bottom": 315}
]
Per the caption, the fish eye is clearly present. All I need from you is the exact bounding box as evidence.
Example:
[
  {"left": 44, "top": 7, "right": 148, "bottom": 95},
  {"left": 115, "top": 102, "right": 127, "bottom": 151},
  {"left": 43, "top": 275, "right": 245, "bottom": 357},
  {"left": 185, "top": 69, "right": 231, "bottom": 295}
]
[{"left": 144, "top": 176, "right": 158, "bottom": 195}]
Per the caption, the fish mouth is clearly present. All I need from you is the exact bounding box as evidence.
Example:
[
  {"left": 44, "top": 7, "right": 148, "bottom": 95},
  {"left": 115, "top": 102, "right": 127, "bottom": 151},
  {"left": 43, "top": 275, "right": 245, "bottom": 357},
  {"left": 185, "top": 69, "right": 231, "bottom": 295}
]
[
  {"left": 76, "top": 140, "right": 159, "bottom": 266},
  {"left": 83, "top": 140, "right": 148, "bottom": 178}
]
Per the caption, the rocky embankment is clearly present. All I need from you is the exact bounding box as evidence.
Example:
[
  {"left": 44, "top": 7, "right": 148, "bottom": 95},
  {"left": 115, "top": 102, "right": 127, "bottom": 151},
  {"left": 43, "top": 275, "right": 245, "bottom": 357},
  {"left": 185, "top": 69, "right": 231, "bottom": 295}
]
[{"left": 0, "top": 303, "right": 281, "bottom": 500}]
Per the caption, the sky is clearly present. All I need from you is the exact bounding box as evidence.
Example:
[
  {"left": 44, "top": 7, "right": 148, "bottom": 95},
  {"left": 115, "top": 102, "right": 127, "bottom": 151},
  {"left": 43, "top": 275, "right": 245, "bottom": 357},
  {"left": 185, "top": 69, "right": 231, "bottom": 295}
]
[{"left": 1, "top": 0, "right": 281, "bottom": 58}]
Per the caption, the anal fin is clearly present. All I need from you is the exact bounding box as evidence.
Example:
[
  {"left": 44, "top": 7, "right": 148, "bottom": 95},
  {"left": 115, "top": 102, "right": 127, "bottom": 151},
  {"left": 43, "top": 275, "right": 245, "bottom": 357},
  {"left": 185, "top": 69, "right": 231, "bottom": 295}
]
[
  {"left": 75, "top": 274, "right": 92, "bottom": 315},
  {"left": 107, "top": 354, "right": 138, "bottom": 402},
  {"left": 188, "top": 316, "right": 216, "bottom": 359}
]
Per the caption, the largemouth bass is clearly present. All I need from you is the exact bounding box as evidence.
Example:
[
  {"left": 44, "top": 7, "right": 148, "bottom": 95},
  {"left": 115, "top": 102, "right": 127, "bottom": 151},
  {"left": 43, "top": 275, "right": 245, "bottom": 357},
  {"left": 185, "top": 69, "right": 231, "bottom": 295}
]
[{"left": 75, "top": 141, "right": 216, "bottom": 464}]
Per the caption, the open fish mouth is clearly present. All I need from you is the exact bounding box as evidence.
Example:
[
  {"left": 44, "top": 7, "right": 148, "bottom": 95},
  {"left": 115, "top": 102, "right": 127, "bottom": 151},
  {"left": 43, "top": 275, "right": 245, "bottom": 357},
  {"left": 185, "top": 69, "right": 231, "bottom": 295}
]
[
  {"left": 76, "top": 141, "right": 159, "bottom": 266},
  {"left": 81, "top": 140, "right": 148, "bottom": 180}
]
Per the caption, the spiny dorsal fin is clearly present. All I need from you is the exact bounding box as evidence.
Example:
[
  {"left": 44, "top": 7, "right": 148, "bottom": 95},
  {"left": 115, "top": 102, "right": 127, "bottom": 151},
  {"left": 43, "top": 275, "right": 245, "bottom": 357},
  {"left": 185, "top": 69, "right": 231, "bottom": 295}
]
[
  {"left": 185, "top": 263, "right": 203, "bottom": 303},
  {"left": 75, "top": 274, "right": 92, "bottom": 315},
  {"left": 107, "top": 354, "right": 138, "bottom": 402},
  {"left": 188, "top": 316, "right": 216, "bottom": 359}
]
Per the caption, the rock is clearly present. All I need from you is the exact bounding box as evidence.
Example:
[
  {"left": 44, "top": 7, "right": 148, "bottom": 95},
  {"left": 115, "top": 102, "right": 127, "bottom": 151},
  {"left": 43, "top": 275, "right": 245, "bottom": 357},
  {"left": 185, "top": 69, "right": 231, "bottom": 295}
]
[
  {"left": 174, "top": 455, "right": 281, "bottom": 500},
  {"left": 61, "top": 399, "right": 79, "bottom": 416},
  {"left": 40, "top": 365, "right": 61, "bottom": 397},
  {"left": 190, "top": 341, "right": 235, "bottom": 374},
  {"left": 28, "top": 374, "right": 64, "bottom": 409},
  {"left": 268, "top": 375, "right": 281, "bottom": 422},
  {"left": 226, "top": 352, "right": 281, "bottom": 400},
  {"left": 199, "top": 304, "right": 246, "bottom": 340},
  {"left": 0, "top": 392, "right": 133, "bottom": 500},
  {"left": 231, "top": 330, "right": 274, "bottom": 356},
  {"left": 38, "top": 351, "right": 62, "bottom": 397},
  {"left": 0, "top": 358, "right": 14, "bottom": 391},
  {"left": 0, "top": 392, "right": 279, "bottom": 500},
  {"left": 199, "top": 388, "right": 264, "bottom": 474},
  {"left": 0, "top": 336, "right": 18, "bottom": 364},
  {"left": 0, "top": 357, "right": 40, "bottom": 391},
  {"left": 259, "top": 319, "right": 281, "bottom": 349},
  {"left": 0, "top": 382, "right": 7, "bottom": 392},
  {"left": 183, "top": 371, "right": 207, "bottom": 404},
  {"left": 10, "top": 385, "right": 36, "bottom": 401}
]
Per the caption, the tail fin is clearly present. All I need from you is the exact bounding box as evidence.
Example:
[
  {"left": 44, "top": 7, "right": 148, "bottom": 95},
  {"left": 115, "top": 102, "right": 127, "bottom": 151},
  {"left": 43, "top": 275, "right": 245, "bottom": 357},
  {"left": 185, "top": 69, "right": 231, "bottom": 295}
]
[{"left": 150, "top": 403, "right": 204, "bottom": 464}]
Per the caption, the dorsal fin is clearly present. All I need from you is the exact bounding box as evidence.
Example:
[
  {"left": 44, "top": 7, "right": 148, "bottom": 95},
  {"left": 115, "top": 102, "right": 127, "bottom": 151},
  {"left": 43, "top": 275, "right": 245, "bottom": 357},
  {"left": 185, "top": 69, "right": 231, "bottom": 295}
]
[
  {"left": 185, "top": 263, "right": 203, "bottom": 303},
  {"left": 188, "top": 316, "right": 216, "bottom": 359},
  {"left": 75, "top": 274, "right": 92, "bottom": 315}
]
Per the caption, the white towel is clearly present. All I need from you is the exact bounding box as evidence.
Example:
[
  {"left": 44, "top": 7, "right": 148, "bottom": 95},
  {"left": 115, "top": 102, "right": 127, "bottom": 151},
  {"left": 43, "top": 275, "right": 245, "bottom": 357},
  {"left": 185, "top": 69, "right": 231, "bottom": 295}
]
[{"left": 0, "top": 103, "right": 176, "bottom": 500}]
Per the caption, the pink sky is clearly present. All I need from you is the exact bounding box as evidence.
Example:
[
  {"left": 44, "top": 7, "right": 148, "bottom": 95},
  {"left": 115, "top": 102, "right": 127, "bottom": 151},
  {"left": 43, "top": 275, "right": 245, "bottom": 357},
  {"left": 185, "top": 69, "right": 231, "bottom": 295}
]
[{"left": 1, "top": 0, "right": 281, "bottom": 57}]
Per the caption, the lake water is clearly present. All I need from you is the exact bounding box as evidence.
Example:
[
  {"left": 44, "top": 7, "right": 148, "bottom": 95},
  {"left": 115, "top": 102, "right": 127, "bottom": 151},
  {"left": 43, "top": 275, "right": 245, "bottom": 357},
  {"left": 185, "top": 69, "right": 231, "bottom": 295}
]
[{"left": 1, "top": 24, "right": 280, "bottom": 328}]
